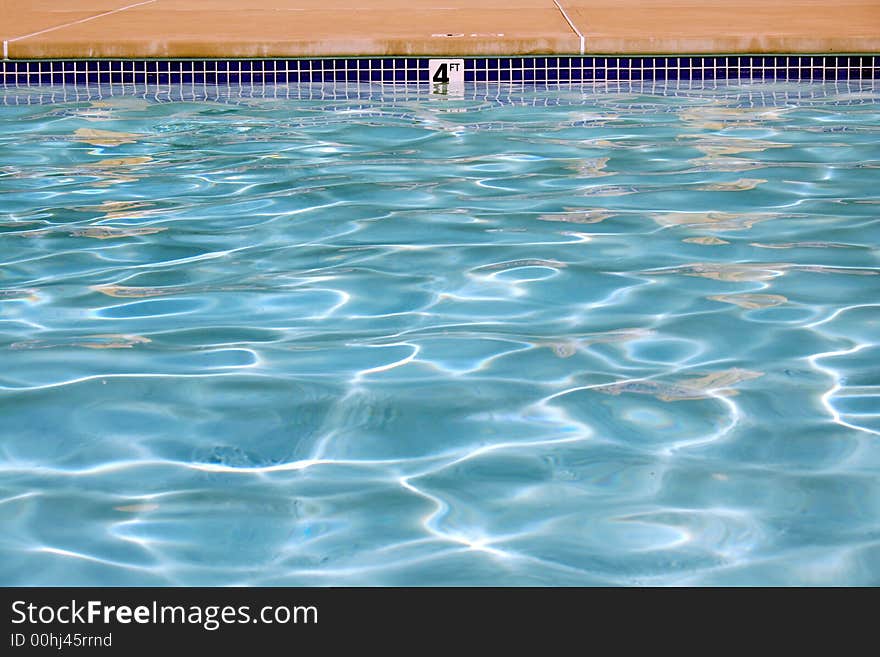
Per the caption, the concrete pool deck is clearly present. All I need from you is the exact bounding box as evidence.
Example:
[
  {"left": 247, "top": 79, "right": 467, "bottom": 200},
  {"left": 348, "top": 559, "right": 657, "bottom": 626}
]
[{"left": 2, "top": 0, "right": 879, "bottom": 59}]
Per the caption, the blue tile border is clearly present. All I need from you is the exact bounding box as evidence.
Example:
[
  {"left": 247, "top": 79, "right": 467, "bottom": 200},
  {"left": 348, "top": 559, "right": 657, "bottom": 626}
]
[{"left": 0, "top": 55, "right": 877, "bottom": 86}]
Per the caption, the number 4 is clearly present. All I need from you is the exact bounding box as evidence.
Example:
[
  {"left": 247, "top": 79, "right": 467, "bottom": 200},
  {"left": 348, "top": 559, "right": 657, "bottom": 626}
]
[{"left": 432, "top": 63, "right": 449, "bottom": 84}]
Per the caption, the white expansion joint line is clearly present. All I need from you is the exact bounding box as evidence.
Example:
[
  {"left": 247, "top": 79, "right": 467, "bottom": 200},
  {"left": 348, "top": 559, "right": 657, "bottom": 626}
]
[{"left": 552, "top": 0, "right": 585, "bottom": 55}]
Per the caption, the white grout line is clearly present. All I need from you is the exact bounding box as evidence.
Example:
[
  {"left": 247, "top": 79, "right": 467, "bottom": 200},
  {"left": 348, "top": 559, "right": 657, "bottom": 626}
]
[
  {"left": 552, "top": 0, "right": 584, "bottom": 55},
  {"left": 7, "top": 0, "right": 159, "bottom": 44}
]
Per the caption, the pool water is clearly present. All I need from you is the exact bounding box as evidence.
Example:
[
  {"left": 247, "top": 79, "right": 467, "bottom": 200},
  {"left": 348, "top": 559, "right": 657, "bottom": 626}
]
[{"left": 1, "top": 81, "right": 879, "bottom": 586}]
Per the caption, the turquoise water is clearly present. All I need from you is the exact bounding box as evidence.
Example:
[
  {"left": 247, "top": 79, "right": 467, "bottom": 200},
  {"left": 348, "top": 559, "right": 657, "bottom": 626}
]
[{"left": 1, "top": 81, "right": 879, "bottom": 586}]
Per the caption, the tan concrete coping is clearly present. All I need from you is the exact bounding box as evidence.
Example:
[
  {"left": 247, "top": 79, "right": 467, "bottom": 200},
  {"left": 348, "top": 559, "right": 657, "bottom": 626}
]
[
  {"left": 566, "top": 1, "right": 880, "bottom": 55},
  {"left": 1, "top": 0, "right": 878, "bottom": 59}
]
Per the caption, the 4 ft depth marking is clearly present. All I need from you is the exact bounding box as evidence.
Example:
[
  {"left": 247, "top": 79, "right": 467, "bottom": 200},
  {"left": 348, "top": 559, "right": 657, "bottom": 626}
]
[{"left": 429, "top": 59, "right": 464, "bottom": 93}]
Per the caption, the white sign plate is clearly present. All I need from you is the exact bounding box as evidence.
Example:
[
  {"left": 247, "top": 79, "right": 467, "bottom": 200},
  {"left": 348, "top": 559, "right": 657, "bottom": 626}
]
[{"left": 428, "top": 59, "right": 464, "bottom": 94}]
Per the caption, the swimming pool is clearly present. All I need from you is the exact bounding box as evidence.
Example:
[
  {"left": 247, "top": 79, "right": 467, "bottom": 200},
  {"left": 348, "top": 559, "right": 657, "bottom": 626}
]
[{"left": 1, "top": 80, "right": 879, "bottom": 585}]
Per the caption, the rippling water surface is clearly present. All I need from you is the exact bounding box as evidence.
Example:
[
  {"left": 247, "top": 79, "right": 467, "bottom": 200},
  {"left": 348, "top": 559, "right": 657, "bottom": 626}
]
[{"left": 1, "top": 81, "right": 879, "bottom": 585}]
